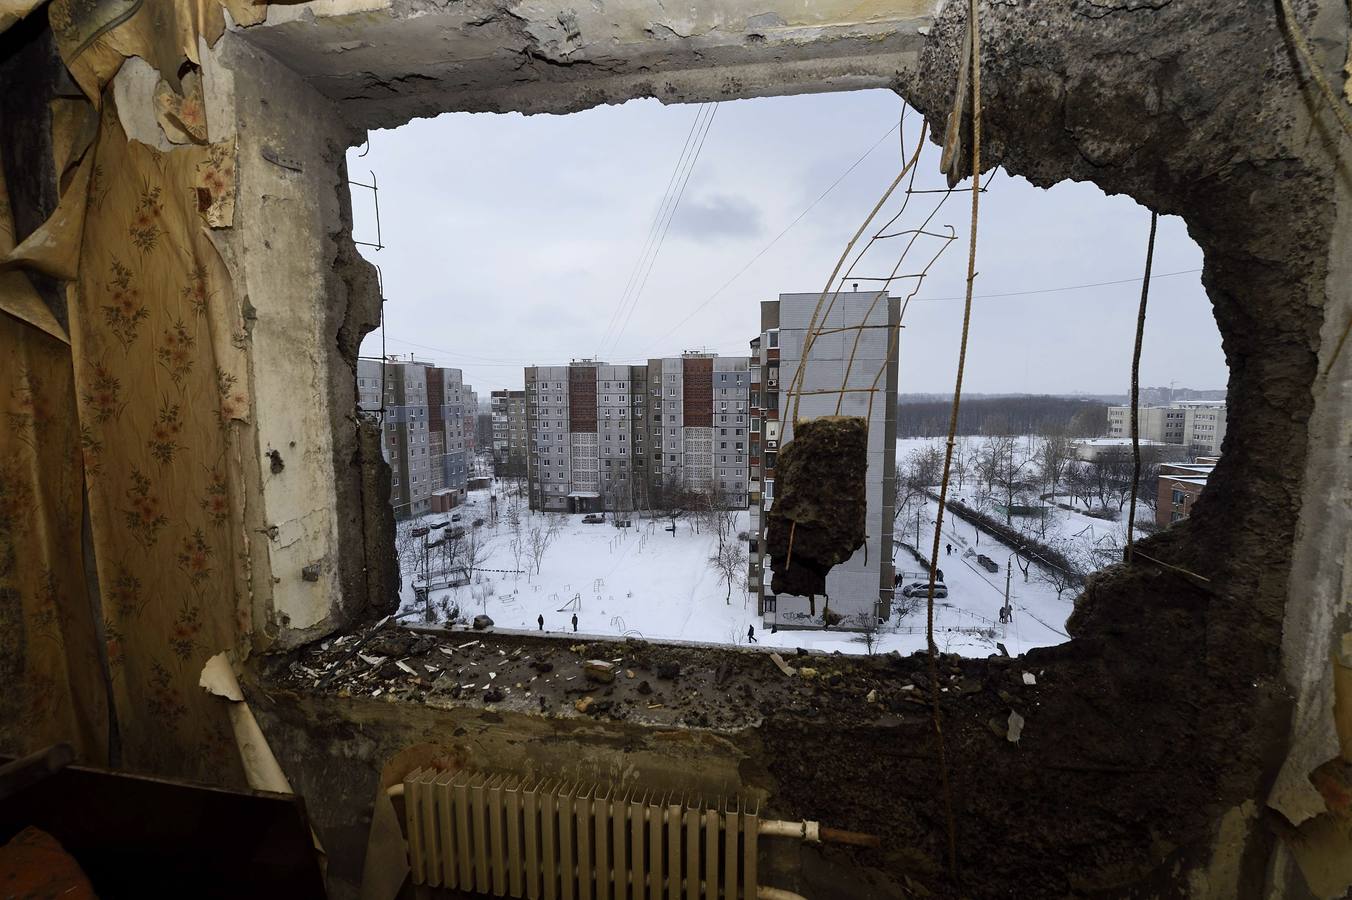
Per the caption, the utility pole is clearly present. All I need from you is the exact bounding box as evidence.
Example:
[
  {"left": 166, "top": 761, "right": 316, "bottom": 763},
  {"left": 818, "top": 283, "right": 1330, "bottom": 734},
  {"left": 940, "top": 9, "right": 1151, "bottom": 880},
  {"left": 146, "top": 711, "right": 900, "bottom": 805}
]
[
  {"left": 915, "top": 507, "right": 921, "bottom": 549},
  {"left": 1004, "top": 552, "right": 1013, "bottom": 624}
]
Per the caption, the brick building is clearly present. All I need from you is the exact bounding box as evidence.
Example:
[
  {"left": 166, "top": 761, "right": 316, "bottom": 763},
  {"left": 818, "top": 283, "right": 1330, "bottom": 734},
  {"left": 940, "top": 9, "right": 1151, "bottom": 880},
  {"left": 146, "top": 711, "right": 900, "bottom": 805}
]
[{"left": 1156, "top": 459, "right": 1217, "bottom": 527}]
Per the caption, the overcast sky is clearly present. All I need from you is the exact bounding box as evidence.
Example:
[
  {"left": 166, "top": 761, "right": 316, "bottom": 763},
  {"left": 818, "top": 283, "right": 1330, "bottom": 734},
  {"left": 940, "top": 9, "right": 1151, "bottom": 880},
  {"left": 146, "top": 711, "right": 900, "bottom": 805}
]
[{"left": 348, "top": 88, "right": 1226, "bottom": 398}]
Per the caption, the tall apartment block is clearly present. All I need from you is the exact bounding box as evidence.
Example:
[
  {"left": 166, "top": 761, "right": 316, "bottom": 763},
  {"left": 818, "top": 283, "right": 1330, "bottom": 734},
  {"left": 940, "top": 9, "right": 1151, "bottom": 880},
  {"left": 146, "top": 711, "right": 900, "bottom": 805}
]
[
  {"left": 357, "top": 357, "right": 475, "bottom": 518},
  {"left": 491, "top": 389, "right": 528, "bottom": 477},
  {"left": 747, "top": 291, "right": 900, "bottom": 628},
  {"left": 524, "top": 354, "right": 750, "bottom": 513},
  {"left": 1106, "top": 400, "right": 1227, "bottom": 456},
  {"left": 462, "top": 388, "right": 479, "bottom": 462}
]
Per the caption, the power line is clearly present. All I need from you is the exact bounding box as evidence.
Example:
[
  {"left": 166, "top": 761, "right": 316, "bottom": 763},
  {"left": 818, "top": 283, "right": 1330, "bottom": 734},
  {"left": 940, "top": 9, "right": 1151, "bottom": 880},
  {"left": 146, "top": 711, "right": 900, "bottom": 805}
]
[
  {"left": 604, "top": 103, "right": 718, "bottom": 357},
  {"left": 633, "top": 119, "right": 902, "bottom": 356},
  {"left": 596, "top": 103, "right": 715, "bottom": 355},
  {"left": 382, "top": 266, "right": 1204, "bottom": 367},
  {"left": 905, "top": 268, "right": 1201, "bottom": 303}
]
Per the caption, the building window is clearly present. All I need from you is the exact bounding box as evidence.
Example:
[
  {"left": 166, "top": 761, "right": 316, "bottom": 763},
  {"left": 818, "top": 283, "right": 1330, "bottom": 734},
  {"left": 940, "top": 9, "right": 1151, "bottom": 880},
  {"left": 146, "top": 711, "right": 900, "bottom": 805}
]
[{"left": 1172, "top": 489, "right": 1187, "bottom": 504}]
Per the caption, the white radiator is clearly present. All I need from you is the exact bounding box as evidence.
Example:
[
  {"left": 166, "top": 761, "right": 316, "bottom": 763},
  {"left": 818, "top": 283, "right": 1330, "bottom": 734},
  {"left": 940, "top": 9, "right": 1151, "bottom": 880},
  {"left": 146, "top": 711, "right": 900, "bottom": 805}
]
[{"left": 401, "top": 768, "right": 760, "bottom": 900}]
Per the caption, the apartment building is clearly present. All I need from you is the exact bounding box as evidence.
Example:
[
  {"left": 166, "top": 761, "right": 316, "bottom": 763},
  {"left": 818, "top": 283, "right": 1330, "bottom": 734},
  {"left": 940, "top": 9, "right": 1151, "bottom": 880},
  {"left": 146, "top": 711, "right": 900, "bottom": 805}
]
[
  {"left": 1107, "top": 400, "right": 1227, "bottom": 455},
  {"left": 524, "top": 354, "right": 750, "bottom": 513},
  {"left": 491, "top": 389, "right": 528, "bottom": 476},
  {"left": 356, "top": 357, "right": 474, "bottom": 519},
  {"left": 747, "top": 291, "right": 900, "bottom": 628},
  {"left": 1157, "top": 458, "right": 1218, "bottom": 527}
]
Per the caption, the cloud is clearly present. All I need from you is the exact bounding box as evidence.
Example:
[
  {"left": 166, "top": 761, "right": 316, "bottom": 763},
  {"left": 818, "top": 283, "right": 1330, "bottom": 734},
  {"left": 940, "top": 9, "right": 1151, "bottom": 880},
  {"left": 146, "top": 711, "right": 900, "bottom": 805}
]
[{"left": 668, "top": 194, "right": 765, "bottom": 242}]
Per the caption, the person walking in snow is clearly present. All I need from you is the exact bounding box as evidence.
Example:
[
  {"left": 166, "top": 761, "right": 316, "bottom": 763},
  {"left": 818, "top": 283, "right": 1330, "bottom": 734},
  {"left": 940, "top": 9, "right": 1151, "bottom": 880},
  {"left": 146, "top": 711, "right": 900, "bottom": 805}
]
[
  {"left": 946, "top": 542, "right": 952, "bottom": 556},
  {"left": 571, "top": 613, "right": 578, "bottom": 633},
  {"left": 747, "top": 624, "right": 757, "bottom": 643},
  {"left": 537, "top": 614, "right": 544, "bottom": 631}
]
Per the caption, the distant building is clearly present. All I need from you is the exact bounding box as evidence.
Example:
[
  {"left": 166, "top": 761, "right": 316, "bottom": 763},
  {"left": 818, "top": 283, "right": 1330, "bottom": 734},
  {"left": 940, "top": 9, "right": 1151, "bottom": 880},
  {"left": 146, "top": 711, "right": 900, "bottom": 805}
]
[
  {"left": 491, "top": 389, "right": 528, "bottom": 477},
  {"left": 1107, "top": 400, "right": 1226, "bottom": 455},
  {"left": 747, "top": 291, "right": 900, "bottom": 629},
  {"left": 1157, "top": 459, "right": 1217, "bottom": 526},
  {"left": 524, "top": 354, "right": 750, "bottom": 513},
  {"left": 462, "top": 387, "right": 479, "bottom": 459},
  {"left": 1072, "top": 437, "right": 1189, "bottom": 463},
  {"left": 357, "top": 356, "right": 472, "bottom": 519}
]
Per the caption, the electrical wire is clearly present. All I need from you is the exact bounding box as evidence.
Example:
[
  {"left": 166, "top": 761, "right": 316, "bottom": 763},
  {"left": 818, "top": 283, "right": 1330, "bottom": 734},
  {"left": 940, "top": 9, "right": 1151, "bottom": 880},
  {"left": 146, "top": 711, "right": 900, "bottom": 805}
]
[
  {"left": 635, "top": 118, "right": 903, "bottom": 355},
  {"left": 596, "top": 104, "right": 714, "bottom": 355},
  {"left": 604, "top": 103, "right": 719, "bottom": 356},
  {"left": 383, "top": 264, "right": 1203, "bottom": 371},
  {"left": 906, "top": 268, "right": 1200, "bottom": 302}
]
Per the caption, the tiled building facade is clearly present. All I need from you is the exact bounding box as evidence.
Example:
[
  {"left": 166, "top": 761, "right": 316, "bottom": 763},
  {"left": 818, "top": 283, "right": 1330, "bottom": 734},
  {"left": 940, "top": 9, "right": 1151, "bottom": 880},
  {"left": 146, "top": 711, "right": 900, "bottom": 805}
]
[
  {"left": 524, "top": 354, "right": 750, "bottom": 513},
  {"left": 490, "top": 389, "right": 528, "bottom": 476},
  {"left": 747, "top": 291, "right": 900, "bottom": 628},
  {"left": 357, "top": 357, "right": 475, "bottom": 518}
]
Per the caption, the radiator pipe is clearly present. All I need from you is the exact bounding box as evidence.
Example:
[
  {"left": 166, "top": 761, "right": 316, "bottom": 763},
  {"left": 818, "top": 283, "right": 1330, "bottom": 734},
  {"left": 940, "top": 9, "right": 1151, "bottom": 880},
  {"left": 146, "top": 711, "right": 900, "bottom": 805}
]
[{"left": 759, "top": 819, "right": 880, "bottom": 849}]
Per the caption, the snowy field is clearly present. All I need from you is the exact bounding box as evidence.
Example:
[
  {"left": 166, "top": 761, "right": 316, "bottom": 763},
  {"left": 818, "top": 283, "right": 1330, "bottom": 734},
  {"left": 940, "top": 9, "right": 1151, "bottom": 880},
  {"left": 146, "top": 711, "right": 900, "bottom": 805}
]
[
  {"left": 394, "top": 463, "right": 1085, "bottom": 658},
  {"left": 384, "top": 436, "right": 1169, "bottom": 656},
  {"left": 895, "top": 435, "right": 1154, "bottom": 573}
]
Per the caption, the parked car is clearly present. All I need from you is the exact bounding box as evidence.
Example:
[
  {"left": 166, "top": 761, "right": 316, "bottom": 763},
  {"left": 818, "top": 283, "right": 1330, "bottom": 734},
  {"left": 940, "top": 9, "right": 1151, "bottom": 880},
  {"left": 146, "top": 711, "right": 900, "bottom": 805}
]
[
  {"left": 450, "top": 513, "right": 462, "bottom": 523},
  {"left": 581, "top": 513, "right": 605, "bottom": 524},
  {"left": 900, "top": 581, "right": 948, "bottom": 599}
]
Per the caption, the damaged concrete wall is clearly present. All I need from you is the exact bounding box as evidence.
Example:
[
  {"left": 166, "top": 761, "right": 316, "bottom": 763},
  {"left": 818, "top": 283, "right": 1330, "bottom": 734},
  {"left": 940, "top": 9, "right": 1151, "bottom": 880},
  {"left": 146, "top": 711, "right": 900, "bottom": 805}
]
[
  {"left": 899, "top": 1, "right": 1352, "bottom": 895},
  {"left": 235, "top": 0, "right": 940, "bottom": 124},
  {"left": 202, "top": 30, "right": 397, "bottom": 649},
  {"left": 188, "top": 0, "right": 1352, "bottom": 895}
]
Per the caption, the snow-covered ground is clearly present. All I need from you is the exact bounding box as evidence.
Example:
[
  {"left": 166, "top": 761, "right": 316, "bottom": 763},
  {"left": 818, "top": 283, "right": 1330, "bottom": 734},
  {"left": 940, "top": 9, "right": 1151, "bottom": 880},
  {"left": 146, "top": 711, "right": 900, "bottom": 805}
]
[
  {"left": 394, "top": 467, "right": 1079, "bottom": 658},
  {"left": 895, "top": 435, "right": 1155, "bottom": 564},
  {"left": 398, "top": 490, "right": 764, "bottom": 647}
]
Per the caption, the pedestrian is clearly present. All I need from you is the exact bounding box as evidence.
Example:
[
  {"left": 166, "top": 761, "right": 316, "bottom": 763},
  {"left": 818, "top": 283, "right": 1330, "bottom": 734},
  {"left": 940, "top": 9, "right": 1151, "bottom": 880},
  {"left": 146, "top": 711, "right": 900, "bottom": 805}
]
[
  {"left": 747, "top": 624, "right": 757, "bottom": 643},
  {"left": 571, "top": 613, "right": 578, "bottom": 633},
  {"left": 537, "top": 613, "right": 544, "bottom": 631},
  {"left": 946, "top": 542, "right": 952, "bottom": 556}
]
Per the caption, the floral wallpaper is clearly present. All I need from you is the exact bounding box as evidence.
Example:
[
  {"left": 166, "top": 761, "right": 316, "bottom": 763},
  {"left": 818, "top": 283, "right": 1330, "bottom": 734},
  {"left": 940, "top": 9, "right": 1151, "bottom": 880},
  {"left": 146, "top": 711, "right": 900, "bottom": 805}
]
[
  {"left": 65, "top": 103, "right": 250, "bottom": 782},
  {"left": 0, "top": 0, "right": 259, "bottom": 787}
]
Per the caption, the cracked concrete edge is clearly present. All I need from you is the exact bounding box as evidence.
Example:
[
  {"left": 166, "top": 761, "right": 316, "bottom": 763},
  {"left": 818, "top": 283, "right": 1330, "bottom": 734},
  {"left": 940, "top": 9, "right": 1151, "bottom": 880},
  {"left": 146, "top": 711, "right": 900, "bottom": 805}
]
[{"left": 226, "top": 0, "right": 938, "bottom": 126}]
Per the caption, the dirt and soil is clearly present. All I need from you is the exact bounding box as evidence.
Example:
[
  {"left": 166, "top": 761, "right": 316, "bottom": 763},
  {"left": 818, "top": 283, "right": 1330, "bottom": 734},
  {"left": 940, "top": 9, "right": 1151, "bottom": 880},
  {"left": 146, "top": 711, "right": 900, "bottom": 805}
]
[{"left": 766, "top": 417, "right": 870, "bottom": 602}]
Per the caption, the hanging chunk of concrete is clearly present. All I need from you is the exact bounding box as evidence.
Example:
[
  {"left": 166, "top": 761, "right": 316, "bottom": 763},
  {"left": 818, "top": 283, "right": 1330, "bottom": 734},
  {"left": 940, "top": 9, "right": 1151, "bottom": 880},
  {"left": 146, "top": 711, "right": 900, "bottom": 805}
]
[{"left": 765, "top": 416, "right": 868, "bottom": 609}]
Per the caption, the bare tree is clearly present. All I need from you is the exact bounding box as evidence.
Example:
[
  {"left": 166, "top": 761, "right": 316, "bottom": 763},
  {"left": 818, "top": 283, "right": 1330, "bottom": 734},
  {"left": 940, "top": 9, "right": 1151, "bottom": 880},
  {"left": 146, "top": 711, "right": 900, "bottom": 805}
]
[
  {"left": 851, "top": 613, "right": 884, "bottom": 655},
  {"left": 709, "top": 539, "right": 747, "bottom": 604},
  {"left": 985, "top": 434, "right": 1031, "bottom": 525},
  {"left": 1064, "top": 462, "right": 1095, "bottom": 510},
  {"left": 456, "top": 527, "right": 494, "bottom": 585},
  {"left": 1037, "top": 432, "right": 1074, "bottom": 500},
  {"left": 688, "top": 488, "right": 716, "bottom": 537},
  {"left": 895, "top": 444, "right": 944, "bottom": 548},
  {"left": 950, "top": 437, "right": 970, "bottom": 490},
  {"left": 1034, "top": 537, "right": 1090, "bottom": 601},
  {"left": 527, "top": 523, "right": 557, "bottom": 575},
  {"left": 394, "top": 524, "right": 426, "bottom": 584}
]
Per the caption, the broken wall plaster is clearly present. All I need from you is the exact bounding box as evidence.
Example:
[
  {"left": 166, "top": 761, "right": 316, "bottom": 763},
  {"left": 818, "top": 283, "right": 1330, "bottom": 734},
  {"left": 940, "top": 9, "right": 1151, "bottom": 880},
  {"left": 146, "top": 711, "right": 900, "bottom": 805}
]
[
  {"left": 212, "top": 30, "right": 369, "bottom": 643},
  {"left": 186, "top": 0, "right": 1352, "bottom": 894}
]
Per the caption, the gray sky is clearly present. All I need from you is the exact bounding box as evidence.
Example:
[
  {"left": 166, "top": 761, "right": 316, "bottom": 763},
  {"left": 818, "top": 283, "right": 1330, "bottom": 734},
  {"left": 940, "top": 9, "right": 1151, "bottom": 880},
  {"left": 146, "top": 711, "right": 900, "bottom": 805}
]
[{"left": 348, "top": 88, "right": 1225, "bottom": 397}]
